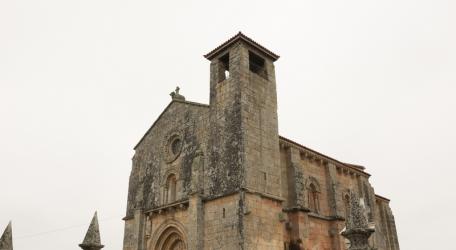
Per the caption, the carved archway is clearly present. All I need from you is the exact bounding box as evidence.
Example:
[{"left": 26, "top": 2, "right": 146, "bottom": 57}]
[{"left": 151, "top": 222, "right": 187, "bottom": 250}]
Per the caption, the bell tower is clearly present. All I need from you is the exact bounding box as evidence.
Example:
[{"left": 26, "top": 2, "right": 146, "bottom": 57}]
[{"left": 205, "top": 32, "right": 281, "bottom": 198}]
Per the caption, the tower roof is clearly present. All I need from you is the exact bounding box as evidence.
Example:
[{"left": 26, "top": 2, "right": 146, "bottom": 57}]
[
  {"left": 204, "top": 32, "right": 280, "bottom": 61},
  {"left": 0, "top": 221, "right": 13, "bottom": 250}
]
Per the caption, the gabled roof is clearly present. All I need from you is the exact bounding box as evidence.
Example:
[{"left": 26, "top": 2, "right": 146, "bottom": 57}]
[
  {"left": 133, "top": 100, "right": 209, "bottom": 150},
  {"left": 204, "top": 32, "right": 280, "bottom": 61}
]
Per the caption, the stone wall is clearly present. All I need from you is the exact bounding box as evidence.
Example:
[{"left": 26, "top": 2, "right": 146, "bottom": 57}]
[
  {"left": 203, "top": 194, "right": 243, "bottom": 249},
  {"left": 123, "top": 100, "right": 209, "bottom": 250},
  {"left": 243, "top": 193, "right": 284, "bottom": 249},
  {"left": 278, "top": 139, "right": 399, "bottom": 250},
  {"left": 122, "top": 33, "right": 400, "bottom": 250}
]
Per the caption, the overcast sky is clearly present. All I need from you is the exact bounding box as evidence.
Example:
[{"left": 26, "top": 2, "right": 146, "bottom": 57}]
[{"left": 1, "top": 0, "right": 455, "bottom": 249}]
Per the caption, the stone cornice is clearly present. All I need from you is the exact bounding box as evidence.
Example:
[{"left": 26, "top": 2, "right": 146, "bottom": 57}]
[
  {"left": 279, "top": 136, "right": 370, "bottom": 178},
  {"left": 145, "top": 199, "right": 189, "bottom": 216},
  {"left": 375, "top": 194, "right": 391, "bottom": 203}
]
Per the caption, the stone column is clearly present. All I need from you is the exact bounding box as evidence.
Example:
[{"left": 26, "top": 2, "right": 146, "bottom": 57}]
[
  {"left": 325, "top": 163, "right": 342, "bottom": 218},
  {"left": 340, "top": 192, "right": 374, "bottom": 250},
  {"left": 79, "top": 212, "right": 104, "bottom": 250},
  {"left": 187, "top": 150, "right": 204, "bottom": 250}
]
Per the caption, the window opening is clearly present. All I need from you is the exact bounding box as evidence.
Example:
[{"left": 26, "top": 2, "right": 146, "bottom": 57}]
[
  {"left": 249, "top": 51, "right": 267, "bottom": 79},
  {"left": 166, "top": 174, "right": 177, "bottom": 203},
  {"left": 218, "top": 53, "right": 230, "bottom": 82},
  {"left": 308, "top": 183, "right": 320, "bottom": 213},
  {"left": 344, "top": 194, "right": 350, "bottom": 217},
  {"left": 171, "top": 138, "right": 182, "bottom": 155}
]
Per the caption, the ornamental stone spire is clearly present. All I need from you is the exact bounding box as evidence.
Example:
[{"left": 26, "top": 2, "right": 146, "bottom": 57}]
[
  {"left": 341, "top": 192, "right": 375, "bottom": 250},
  {"left": 0, "top": 221, "right": 13, "bottom": 250},
  {"left": 79, "top": 212, "right": 104, "bottom": 250}
]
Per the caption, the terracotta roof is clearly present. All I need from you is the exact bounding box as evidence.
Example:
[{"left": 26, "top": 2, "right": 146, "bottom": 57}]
[{"left": 204, "top": 32, "right": 280, "bottom": 61}]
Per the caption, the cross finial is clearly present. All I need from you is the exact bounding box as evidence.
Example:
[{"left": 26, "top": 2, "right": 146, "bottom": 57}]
[{"left": 170, "top": 86, "right": 185, "bottom": 101}]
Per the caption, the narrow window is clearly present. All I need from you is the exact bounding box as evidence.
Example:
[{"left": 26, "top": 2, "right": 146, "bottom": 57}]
[
  {"left": 249, "top": 51, "right": 267, "bottom": 79},
  {"left": 166, "top": 174, "right": 177, "bottom": 203},
  {"left": 308, "top": 183, "right": 320, "bottom": 213},
  {"left": 344, "top": 194, "right": 350, "bottom": 217},
  {"left": 218, "top": 53, "right": 230, "bottom": 82},
  {"left": 222, "top": 208, "right": 226, "bottom": 218}
]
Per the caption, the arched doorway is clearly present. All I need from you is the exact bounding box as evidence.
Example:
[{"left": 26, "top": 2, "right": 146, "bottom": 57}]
[{"left": 154, "top": 226, "right": 187, "bottom": 250}]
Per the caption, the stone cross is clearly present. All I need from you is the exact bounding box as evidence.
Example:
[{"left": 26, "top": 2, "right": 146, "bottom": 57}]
[
  {"left": 341, "top": 191, "right": 375, "bottom": 250},
  {"left": 170, "top": 86, "right": 186, "bottom": 101},
  {"left": 0, "top": 221, "right": 13, "bottom": 250},
  {"left": 79, "top": 212, "right": 104, "bottom": 250}
]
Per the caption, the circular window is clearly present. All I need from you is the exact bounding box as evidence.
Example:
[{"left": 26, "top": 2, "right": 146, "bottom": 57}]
[
  {"left": 171, "top": 138, "right": 182, "bottom": 155},
  {"left": 163, "top": 132, "right": 183, "bottom": 163}
]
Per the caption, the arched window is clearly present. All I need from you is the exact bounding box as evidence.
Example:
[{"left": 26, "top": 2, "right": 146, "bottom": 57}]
[
  {"left": 165, "top": 174, "right": 177, "bottom": 203},
  {"left": 343, "top": 193, "right": 350, "bottom": 217},
  {"left": 308, "top": 183, "right": 320, "bottom": 213}
]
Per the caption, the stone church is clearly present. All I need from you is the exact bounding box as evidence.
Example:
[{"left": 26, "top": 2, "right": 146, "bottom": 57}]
[{"left": 122, "top": 33, "right": 400, "bottom": 250}]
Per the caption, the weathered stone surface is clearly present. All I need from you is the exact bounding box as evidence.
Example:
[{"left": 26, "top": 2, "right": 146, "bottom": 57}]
[
  {"left": 122, "top": 33, "right": 400, "bottom": 250},
  {"left": 0, "top": 221, "right": 12, "bottom": 250},
  {"left": 79, "top": 212, "right": 104, "bottom": 250},
  {"left": 341, "top": 192, "right": 375, "bottom": 250}
]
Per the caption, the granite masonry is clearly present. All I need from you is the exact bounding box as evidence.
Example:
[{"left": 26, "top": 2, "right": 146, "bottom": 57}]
[
  {"left": 79, "top": 212, "right": 105, "bottom": 250},
  {"left": 0, "top": 222, "right": 13, "bottom": 250},
  {"left": 122, "top": 33, "right": 400, "bottom": 250}
]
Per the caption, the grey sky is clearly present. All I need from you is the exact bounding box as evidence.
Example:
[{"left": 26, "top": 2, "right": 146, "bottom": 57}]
[{"left": 1, "top": 0, "right": 455, "bottom": 249}]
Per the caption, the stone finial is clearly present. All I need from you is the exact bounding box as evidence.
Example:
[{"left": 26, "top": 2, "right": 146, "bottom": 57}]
[
  {"left": 341, "top": 192, "right": 374, "bottom": 250},
  {"left": 0, "top": 221, "right": 13, "bottom": 250},
  {"left": 79, "top": 212, "right": 104, "bottom": 250},
  {"left": 170, "top": 86, "right": 185, "bottom": 101}
]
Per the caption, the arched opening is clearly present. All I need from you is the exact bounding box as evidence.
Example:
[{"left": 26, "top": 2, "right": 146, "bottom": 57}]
[
  {"left": 308, "top": 183, "right": 320, "bottom": 213},
  {"left": 343, "top": 193, "right": 350, "bottom": 217},
  {"left": 165, "top": 174, "right": 177, "bottom": 204},
  {"left": 154, "top": 226, "right": 187, "bottom": 250}
]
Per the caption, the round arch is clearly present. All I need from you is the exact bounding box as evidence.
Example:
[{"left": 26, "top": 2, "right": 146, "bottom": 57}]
[{"left": 150, "top": 221, "right": 187, "bottom": 250}]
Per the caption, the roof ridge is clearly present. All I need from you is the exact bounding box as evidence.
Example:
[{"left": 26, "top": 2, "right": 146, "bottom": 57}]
[{"left": 204, "top": 32, "right": 279, "bottom": 61}]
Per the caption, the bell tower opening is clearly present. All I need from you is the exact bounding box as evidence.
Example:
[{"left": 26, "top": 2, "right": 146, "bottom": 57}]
[
  {"left": 218, "top": 53, "right": 230, "bottom": 82},
  {"left": 249, "top": 51, "right": 267, "bottom": 79}
]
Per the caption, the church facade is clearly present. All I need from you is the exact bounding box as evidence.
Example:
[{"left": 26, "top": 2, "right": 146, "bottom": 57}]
[{"left": 122, "top": 33, "right": 400, "bottom": 250}]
